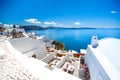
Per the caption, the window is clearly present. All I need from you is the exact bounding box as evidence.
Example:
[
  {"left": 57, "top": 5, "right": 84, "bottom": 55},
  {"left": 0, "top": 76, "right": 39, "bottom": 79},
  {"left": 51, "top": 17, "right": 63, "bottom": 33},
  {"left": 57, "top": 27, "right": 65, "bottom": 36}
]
[{"left": 0, "top": 33, "right": 3, "bottom": 35}]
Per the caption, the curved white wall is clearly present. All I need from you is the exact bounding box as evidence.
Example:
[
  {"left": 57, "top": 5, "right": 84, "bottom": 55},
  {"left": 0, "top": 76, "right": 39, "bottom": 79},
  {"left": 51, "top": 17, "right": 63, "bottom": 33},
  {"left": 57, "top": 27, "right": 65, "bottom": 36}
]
[{"left": 8, "top": 38, "right": 47, "bottom": 59}]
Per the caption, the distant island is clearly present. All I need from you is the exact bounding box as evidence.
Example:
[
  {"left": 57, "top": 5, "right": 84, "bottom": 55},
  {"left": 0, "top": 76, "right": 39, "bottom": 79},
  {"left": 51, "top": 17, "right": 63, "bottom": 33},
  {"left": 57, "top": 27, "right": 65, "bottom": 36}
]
[
  {"left": 20, "top": 25, "right": 45, "bottom": 30},
  {"left": 20, "top": 25, "right": 73, "bottom": 30},
  {"left": 19, "top": 25, "right": 120, "bottom": 30}
]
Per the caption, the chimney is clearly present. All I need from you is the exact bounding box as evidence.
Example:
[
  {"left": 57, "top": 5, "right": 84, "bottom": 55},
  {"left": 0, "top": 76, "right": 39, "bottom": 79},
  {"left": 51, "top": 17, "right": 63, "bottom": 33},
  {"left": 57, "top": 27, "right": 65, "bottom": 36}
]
[{"left": 91, "top": 36, "right": 98, "bottom": 48}]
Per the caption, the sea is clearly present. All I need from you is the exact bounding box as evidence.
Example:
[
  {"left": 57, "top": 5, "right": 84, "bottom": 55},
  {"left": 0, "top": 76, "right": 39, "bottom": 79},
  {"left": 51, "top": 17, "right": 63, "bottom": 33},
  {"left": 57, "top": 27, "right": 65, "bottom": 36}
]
[{"left": 25, "top": 28, "right": 120, "bottom": 52}]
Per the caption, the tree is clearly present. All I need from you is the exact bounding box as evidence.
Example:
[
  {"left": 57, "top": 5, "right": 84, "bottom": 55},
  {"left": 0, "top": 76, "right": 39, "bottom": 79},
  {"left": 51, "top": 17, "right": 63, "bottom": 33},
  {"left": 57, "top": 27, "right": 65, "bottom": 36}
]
[{"left": 52, "top": 40, "right": 64, "bottom": 50}]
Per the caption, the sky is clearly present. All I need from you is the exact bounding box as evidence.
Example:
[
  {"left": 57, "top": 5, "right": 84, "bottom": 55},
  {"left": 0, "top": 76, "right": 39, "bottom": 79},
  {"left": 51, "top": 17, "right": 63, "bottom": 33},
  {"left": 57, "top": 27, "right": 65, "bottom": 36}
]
[{"left": 0, "top": 0, "right": 120, "bottom": 28}]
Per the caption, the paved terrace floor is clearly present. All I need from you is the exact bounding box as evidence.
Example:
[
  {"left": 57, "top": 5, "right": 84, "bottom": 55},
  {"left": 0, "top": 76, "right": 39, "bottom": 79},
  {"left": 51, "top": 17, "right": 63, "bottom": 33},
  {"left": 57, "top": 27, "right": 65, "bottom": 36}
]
[
  {"left": 60, "top": 60, "right": 79, "bottom": 77},
  {"left": 60, "top": 59, "right": 86, "bottom": 80}
]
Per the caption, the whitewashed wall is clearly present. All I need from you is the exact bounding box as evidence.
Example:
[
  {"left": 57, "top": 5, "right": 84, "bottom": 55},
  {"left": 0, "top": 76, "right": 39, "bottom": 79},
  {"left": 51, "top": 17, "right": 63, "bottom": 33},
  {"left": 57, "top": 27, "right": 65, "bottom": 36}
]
[
  {"left": 85, "top": 46, "right": 110, "bottom": 80},
  {"left": 9, "top": 38, "right": 46, "bottom": 60}
]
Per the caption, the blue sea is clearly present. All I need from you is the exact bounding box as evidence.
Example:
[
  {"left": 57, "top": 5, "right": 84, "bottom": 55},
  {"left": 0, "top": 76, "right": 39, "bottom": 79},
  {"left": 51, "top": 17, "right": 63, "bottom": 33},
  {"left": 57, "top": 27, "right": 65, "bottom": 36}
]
[{"left": 25, "top": 28, "right": 120, "bottom": 52}]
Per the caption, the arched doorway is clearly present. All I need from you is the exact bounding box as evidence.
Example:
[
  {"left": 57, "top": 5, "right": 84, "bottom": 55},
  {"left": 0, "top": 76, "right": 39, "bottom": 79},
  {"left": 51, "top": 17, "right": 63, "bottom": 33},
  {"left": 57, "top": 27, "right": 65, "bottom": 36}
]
[{"left": 32, "top": 55, "right": 36, "bottom": 58}]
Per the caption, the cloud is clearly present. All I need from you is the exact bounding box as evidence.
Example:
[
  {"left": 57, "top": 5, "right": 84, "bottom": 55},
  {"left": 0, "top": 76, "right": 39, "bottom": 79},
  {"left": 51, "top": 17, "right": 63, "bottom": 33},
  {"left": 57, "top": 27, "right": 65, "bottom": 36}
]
[
  {"left": 0, "top": 22, "right": 2, "bottom": 24},
  {"left": 74, "top": 22, "right": 82, "bottom": 26},
  {"left": 110, "top": 10, "right": 117, "bottom": 14},
  {"left": 43, "top": 21, "right": 57, "bottom": 25},
  {"left": 24, "top": 18, "right": 41, "bottom": 24}
]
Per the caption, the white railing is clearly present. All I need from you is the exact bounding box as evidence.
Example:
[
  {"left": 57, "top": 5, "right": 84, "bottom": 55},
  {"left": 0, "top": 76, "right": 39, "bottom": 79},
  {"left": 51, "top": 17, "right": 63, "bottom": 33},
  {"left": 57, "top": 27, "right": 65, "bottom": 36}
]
[
  {"left": 55, "top": 56, "right": 67, "bottom": 68},
  {"left": 41, "top": 52, "right": 55, "bottom": 63}
]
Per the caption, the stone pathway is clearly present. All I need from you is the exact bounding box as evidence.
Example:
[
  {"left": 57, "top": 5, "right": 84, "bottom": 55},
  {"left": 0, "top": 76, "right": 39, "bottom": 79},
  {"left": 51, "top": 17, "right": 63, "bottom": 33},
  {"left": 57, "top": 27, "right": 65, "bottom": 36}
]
[{"left": 0, "top": 40, "right": 39, "bottom": 80}]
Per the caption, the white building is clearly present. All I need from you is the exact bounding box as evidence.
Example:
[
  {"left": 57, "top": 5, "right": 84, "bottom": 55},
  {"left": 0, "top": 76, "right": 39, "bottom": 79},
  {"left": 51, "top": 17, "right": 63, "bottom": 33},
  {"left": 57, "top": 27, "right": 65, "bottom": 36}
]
[
  {"left": 8, "top": 37, "right": 47, "bottom": 59},
  {"left": 0, "top": 30, "right": 10, "bottom": 36},
  {"left": 0, "top": 37, "right": 81, "bottom": 80},
  {"left": 37, "top": 35, "right": 54, "bottom": 48},
  {"left": 0, "top": 24, "right": 10, "bottom": 36},
  {"left": 85, "top": 36, "right": 120, "bottom": 80}
]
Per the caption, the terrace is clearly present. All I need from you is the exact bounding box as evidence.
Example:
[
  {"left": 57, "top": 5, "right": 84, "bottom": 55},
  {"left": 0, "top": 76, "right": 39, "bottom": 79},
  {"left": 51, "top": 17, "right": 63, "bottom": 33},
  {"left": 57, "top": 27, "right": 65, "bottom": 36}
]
[
  {"left": 45, "top": 46, "right": 89, "bottom": 79},
  {"left": 45, "top": 57, "right": 61, "bottom": 70},
  {"left": 46, "top": 47, "right": 55, "bottom": 53},
  {"left": 61, "top": 59, "right": 79, "bottom": 77},
  {"left": 44, "top": 51, "right": 81, "bottom": 77}
]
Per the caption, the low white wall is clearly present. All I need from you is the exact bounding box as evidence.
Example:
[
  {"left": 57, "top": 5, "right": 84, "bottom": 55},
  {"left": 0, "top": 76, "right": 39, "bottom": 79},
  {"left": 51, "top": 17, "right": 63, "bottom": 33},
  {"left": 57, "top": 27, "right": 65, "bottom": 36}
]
[
  {"left": 41, "top": 52, "right": 55, "bottom": 63},
  {"left": 9, "top": 38, "right": 47, "bottom": 59},
  {"left": 55, "top": 56, "right": 67, "bottom": 68}
]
